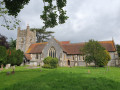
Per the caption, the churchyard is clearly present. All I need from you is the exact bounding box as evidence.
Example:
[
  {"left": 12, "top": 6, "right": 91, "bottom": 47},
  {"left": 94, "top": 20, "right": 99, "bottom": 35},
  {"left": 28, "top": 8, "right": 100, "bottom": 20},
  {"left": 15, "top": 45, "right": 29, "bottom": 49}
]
[{"left": 0, "top": 66, "right": 120, "bottom": 90}]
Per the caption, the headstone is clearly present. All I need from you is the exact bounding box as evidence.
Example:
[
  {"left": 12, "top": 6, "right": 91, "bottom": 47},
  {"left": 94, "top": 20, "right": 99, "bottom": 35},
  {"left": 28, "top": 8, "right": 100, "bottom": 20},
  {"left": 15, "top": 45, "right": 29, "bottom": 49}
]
[
  {"left": 12, "top": 66, "right": 15, "bottom": 69},
  {"left": 5, "top": 64, "right": 8, "bottom": 69},
  {"left": 0, "top": 65, "right": 3, "bottom": 70},
  {"left": 7, "top": 64, "right": 11, "bottom": 68}
]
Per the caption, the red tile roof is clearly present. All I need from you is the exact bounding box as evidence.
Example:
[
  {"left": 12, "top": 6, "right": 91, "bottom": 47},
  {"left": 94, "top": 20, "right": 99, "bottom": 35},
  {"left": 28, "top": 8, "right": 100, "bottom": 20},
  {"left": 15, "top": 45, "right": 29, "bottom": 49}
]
[
  {"left": 25, "top": 54, "right": 31, "bottom": 60},
  {"left": 60, "top": 41, "right": 70, "bottom": 44},
  {"left": 25, "top": 39, "right": 116, "bottom": 56},
  {"left": 62, "top": 41, "right": 116, "bottom": 55},
  {"left": 26, "top": 42, "right": 48, "bottom": 54}
]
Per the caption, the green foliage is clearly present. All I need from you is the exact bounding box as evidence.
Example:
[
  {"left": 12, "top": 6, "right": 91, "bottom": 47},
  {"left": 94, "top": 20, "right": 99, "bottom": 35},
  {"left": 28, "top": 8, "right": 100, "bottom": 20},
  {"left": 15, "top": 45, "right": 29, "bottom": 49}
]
[
  {"left": 116, "top": 44, "right": 120, "bottom": 57},
  {"left": 0, "top": 1, "right": 20, "bottom": 30},
  {"left": 82, "top": 39, "right": 110, "bottom": 67},
  {"left": 7, "top": 49, "right": 24, "bottom": 66},
  {"left": 3, "top": 0, "right": 68, "bottom": 29},
  {"left": 31, "top": 28, "right": 54, "bottom": 42},
  {"left": 50, "top": 58, "right": 58, "bottom": 68},
  {"left": 42, "top": 64, "right": 51, "bottom": 68},
  {"left": 15, "top": 49, "right": 24, "bottom": 66},
  {"left": 43, "top": 56, "right": 58, "bottom": 68},
  {"left": 85, "top": 55, "right": 93, "bottom": 64},
  {"left": 9, "top": 38, "right": 16, "bottom": 49},
  {"left": 43, "top": 56, "right": 53, "bottom": 64},
  {"left": 0, "top": 46, "right": 7, "bottom": 66}
]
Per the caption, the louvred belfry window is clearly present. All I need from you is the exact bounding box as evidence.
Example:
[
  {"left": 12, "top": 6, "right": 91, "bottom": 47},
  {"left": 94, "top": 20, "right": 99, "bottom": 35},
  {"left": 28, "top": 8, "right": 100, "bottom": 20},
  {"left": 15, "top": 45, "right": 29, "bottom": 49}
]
[{"left": 48, "top": 47, "right": 56, "bottom": 58}]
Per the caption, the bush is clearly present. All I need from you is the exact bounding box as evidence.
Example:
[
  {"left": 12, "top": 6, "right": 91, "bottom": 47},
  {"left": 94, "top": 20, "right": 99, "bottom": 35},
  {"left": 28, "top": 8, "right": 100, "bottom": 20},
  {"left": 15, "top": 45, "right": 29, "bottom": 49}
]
[
  {"left": 43, "top": 57, "right": 58, "bottom": 68},
  {"left": 43, "top": 57, "right": 52, "bottom": 64},
  {"left": 50, "top": 58, "right": 58, "bottom": 68},
  {"left": 42, "top": 64, "right": 51, "bottom": 68}
]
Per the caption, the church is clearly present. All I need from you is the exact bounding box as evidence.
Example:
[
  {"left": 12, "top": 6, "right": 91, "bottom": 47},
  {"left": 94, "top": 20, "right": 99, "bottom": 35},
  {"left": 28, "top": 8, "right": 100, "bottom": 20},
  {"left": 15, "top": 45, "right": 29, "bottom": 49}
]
[{"left": 16, "top": 25, "right": 119, "bottom": 66}]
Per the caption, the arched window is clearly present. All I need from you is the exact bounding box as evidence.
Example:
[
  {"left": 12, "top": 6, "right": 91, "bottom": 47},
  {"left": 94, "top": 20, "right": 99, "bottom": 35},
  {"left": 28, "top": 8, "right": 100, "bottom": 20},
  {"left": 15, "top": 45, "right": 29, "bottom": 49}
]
[{"left": 48, "top": 47, "right": 56, "bottom": 58}]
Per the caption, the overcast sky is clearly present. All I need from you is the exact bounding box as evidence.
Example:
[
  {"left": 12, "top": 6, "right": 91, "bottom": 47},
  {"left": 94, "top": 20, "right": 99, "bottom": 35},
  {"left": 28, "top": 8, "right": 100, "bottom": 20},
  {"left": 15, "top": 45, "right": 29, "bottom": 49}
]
[{"left": 1, "top": 0, "right": 120, "bottom": 44}]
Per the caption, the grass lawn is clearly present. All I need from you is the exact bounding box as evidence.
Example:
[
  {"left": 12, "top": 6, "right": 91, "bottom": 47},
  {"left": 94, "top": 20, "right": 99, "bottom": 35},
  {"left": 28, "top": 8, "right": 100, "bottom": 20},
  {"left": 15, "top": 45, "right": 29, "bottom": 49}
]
[{"left": 0, "top": 66, "right": 120, "bottom": 90}]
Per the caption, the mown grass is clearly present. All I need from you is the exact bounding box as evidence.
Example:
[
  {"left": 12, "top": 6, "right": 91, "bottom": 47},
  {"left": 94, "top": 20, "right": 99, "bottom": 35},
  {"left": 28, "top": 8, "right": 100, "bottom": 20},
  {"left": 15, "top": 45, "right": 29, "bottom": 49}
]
[{"left": 0, "top": 66, "right": 120, "bottom": 90}]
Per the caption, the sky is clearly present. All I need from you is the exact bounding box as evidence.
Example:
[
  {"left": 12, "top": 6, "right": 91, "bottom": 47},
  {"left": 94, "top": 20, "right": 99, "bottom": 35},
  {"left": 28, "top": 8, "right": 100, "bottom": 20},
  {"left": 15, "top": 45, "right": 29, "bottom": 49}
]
[{"left": 1, "top": 0, "right": 120, "bottom": 44}]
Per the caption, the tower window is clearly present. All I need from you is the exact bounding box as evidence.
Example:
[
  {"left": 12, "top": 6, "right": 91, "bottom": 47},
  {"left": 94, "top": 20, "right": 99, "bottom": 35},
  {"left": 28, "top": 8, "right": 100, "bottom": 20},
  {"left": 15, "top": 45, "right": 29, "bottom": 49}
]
[{"left": 48, "top": 47, "right": 56, "bottom": 58}]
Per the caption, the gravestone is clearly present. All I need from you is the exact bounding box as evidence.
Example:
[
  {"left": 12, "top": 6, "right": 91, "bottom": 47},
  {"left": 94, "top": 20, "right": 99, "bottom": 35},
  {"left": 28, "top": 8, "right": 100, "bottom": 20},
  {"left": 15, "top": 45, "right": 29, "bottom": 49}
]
[
  {"left": 7, "top": 64, "right": 11, "bottom": 68},
  {"left": 5, "top": 64, "right": 8, "bottom": 69},
  {"left": 0, "top": 65, "right": 3, "bottom": 71}
]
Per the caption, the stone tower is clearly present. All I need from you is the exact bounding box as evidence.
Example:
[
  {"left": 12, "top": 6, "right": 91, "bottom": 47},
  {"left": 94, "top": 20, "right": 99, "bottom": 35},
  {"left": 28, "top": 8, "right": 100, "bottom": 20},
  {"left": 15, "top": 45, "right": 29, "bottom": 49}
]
[{"left": 16, "top": 25, "right": 36, "bottom": 53}]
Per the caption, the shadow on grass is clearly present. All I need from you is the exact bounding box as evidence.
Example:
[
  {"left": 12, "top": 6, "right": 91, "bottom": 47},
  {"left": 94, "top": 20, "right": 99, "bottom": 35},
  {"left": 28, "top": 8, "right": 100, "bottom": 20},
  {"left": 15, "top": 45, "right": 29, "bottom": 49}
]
[{"left": 2, "top": 70, "right": 120, "bottom": 90}]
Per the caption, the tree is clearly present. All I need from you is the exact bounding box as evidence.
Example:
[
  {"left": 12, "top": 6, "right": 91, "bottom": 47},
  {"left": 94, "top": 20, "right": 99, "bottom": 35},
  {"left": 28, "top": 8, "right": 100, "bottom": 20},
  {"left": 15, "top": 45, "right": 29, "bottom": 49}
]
[
  {"left": 82, "top": 39, "right": 111, "bottom": 67},
  {"left": 116, "top": 44, "right": 120, "bottom": 57},
  {"left": 1, "top": 0, "right": 68, "bottom": 30},
  {"left": 31, "top": 28, "right": 54, "bottom": 42},
  {"left": 0, "top": 1, "right": 20, "bottom": 30},
  {"left": 15, "top": 49, "right": 24, "bottom": 66},
  {"left": 9, "top": 38, "right": 16, "bottom": 49},
  {"left": 0, "top": 46, "right": 7, "bottom": 66},
  {"left": 8, "top": 49, "right": 24, "bottom": 66},
  {"left": 0, "top": 34, "right": 9, "bottom": 49}
]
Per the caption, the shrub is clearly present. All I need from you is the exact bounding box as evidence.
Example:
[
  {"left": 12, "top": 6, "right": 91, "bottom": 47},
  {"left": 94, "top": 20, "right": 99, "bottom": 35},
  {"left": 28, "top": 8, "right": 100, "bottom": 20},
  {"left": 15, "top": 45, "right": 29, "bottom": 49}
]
[
  {"left": 43, "top": 57, "right": 52, "bottom": 64},
  {"left": 50, "top": 58, "right": 58, "bottom": 68},
  {"left": 42, "top": 64, "right": 51, "bottom": 68},
  {"left": 43, "top": 57, "right": 58, "bottom": 68}
]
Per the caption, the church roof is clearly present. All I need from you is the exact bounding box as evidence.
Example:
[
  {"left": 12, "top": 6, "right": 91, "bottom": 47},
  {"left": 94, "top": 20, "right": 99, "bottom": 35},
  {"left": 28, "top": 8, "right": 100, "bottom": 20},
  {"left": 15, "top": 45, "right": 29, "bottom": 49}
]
[
  {"left": 62, "top": 41, "right": 116, "bottom": 55},
  {"left": 25, "top": 39, "right": 116, "bottom": 60},
  {"left": 25, "top": 54, "right": 31, "bottom": 60},
  {"left": 26, "top": 42, "right": 48, "bottom": 54}
]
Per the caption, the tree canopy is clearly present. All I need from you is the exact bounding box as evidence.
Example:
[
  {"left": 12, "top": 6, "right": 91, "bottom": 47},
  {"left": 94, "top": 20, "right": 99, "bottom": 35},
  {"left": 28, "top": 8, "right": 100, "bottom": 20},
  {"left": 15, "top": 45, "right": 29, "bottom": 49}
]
[
  {"left": 81, "top": 39, "right": 111, "bottom": 67},
  {"left": 1, "top": 0, "right": 68, "bottom": 30},
  {"left": 31, "top": 28, "right": 54, "bottom": 42}
]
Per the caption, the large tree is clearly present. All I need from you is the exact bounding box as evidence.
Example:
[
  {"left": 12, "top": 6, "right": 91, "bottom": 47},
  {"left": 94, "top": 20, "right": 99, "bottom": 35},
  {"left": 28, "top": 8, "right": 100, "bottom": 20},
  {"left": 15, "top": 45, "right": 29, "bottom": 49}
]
[
  {"left": 1, "top": 0, "right": 68, "bottom": 30},
  {"left": 31, "top": 28, "right": 54, "bottom": 42},
  {"left": 81, "top": 39, "right": 111, "bottom": 67}
]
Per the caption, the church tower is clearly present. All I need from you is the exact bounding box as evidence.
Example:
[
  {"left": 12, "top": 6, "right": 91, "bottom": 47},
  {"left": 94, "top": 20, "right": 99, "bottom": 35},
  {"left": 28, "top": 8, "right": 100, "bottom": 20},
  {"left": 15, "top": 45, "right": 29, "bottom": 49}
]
[{"left": 16, "top": 25, "right": 36, "bottom": 53}]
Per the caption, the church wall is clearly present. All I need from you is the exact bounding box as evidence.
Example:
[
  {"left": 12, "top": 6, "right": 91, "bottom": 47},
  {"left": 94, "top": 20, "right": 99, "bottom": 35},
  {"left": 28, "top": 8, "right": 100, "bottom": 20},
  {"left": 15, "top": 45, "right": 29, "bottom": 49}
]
[{"left": 42, "top": 37, "right": 63, "bottom": 66}]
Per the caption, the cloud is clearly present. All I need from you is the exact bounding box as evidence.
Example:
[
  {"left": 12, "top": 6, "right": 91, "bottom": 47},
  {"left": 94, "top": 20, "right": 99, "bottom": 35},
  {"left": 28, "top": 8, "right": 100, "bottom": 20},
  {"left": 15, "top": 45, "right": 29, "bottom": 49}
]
[{"left": 0, "top": 0, "right": 120, "bottom": 44}]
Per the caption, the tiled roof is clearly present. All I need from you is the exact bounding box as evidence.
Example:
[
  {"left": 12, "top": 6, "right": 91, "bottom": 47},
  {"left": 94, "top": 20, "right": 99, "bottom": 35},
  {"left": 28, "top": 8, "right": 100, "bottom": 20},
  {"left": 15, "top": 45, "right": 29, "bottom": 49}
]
[
  {"left": 25, "top": 54, "right": 31, "bottom": 60},
  {"left": 25, "top": 39, "right": 116, "bottom": 55},
  {"left": 26, "top": 42, "right": 48, "bottom": 54},
  {"left": 62, "top": 41, "right": 116, "bottom": 55},
  {"left": 60, "top": 41, "right": 70, "bottom": 44}
]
